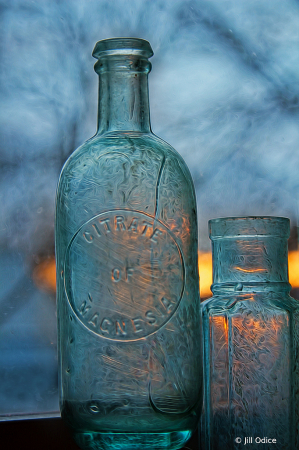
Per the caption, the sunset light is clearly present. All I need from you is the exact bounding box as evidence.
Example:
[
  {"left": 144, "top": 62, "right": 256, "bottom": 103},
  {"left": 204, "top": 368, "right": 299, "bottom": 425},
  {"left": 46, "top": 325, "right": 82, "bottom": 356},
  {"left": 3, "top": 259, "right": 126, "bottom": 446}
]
[{"left": 32, "top": 250, "right": 299, "bottom": 301}]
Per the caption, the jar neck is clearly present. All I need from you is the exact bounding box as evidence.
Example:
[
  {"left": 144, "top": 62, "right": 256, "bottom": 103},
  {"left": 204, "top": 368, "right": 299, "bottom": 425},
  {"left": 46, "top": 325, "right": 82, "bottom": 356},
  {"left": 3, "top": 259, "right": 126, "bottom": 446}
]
[
  {"left": 211, "top": 236, "right": 289, "bottom": 288},
  {"left": 94, "top": 55, "right": 151, "bottom": 134}
]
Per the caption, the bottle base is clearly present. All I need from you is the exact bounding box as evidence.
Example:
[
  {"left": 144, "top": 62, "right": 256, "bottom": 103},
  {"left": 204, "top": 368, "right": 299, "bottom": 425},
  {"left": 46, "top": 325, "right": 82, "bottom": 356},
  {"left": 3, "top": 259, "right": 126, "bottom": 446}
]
[{"left": 73, "top": 430, "right": 192, "bottom": 450}]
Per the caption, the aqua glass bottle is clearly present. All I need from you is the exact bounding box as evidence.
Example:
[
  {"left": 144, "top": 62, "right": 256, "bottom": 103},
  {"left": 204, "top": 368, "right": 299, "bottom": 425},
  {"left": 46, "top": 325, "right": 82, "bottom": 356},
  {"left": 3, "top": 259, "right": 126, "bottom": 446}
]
[
  {"left": 200, "top": 216, "right": 299, "bottom": 450},
  {"left": 55, "top": 38, "right": 202, "bottom": 450}
]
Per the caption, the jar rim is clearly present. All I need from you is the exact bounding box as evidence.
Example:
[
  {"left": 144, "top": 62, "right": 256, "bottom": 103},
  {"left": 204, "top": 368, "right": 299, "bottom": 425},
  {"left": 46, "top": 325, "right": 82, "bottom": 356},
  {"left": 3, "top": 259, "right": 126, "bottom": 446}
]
[
  {"left": 92, "top": 37, "right": 154, "bottom": 59},
  {"left": 209, "top": 216, "right": 290, "bottom": 238}
]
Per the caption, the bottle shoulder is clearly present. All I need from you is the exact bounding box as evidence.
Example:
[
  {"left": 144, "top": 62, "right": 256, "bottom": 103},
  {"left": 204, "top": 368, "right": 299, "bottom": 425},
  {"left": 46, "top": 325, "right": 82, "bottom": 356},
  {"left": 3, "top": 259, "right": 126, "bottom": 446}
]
[
  {"left": 55, "top": 130, "right": 198, "bottom": 242},
  {"left": 59, "top": 131, "right": 190, "bottom": 174},
  {"left": 56, "top": 131, "right": 196, "bottom": 201},
  {"left": 201, "top": 292, "right": 299, "bottom": 316}
]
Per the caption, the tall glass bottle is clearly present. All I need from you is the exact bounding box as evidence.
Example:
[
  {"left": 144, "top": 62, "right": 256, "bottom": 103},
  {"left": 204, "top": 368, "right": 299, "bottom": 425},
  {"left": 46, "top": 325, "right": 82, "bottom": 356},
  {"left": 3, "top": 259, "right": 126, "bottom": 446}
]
[
  {"left": 200, "top": 216, "right": 299, "bottom": 450},
  {"left": 55, "top": 38, "right": 202, "bottom": 450}
]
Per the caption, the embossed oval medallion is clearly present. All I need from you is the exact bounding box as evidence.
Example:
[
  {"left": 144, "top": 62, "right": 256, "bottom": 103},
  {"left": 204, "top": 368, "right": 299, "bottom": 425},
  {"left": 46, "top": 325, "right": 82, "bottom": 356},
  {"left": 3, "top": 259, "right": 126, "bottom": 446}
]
[{"left": 64, "top": 210, "right": 185, "bottom": 340}]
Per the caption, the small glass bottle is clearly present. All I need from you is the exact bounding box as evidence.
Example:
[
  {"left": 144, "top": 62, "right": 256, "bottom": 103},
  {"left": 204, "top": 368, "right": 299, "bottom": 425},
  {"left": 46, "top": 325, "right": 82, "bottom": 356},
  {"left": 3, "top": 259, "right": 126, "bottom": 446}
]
[
  {"left": 200, "top": 216, "right": 299, "bottom": 450},
  {"left": 55, "top": 38, "right": 202, "bottom": 450}
]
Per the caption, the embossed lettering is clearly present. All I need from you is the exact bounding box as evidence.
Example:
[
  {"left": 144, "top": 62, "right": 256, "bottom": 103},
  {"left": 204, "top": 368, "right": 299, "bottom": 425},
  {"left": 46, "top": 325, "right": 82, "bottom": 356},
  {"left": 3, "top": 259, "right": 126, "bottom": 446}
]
[
  {"left": 92, "top": 222, "right": 102, "bottom": 236},
  {"left": 88, "top": 313, "right": 99, "bottom": 327},
  {"left": 100, "top": 218, "right": 111, "bottom": 233},
  {"left": 112, "top": 268, "right": 121, "bottom": 282},
  {"left": 126, "top": 267, "right": 134, "bottom": 282},
  {"left": 161, "top": 296, "right": 174, "bottom": 313},
  {"left": 150, "top": 228, "right": 163, "bottom": 243},
  {"left": 128, "top": 218, "right": 138, "bottom": 233},
  {"left": 131, "top": 318, "right": 143, "bottom": 333},
  {"left": 112, "top": 267, "right": 134, "bottom": 282},
  {"left": 83, "top": 231, "right": 93, "bottom": 243},
  {"left": 142, "top": 220, "right": 152, "bottom": 235},
  {"left": 115, "top": 215, "right": 126, "bottom": 231},
  {"left": 116, "top": 320, "right": 127, "bottom": 336},
  {"left": 79, "top": 300, "right": 91, "bottom": 316},
  {"left": 145, "top": 311, "right": 157, "bottom": 325},
  {"left": 65, "top": 209, "right": 185, "bottom": 340},
  {"left": 100, "top": 318, "right": 112, "bottom": 334}
]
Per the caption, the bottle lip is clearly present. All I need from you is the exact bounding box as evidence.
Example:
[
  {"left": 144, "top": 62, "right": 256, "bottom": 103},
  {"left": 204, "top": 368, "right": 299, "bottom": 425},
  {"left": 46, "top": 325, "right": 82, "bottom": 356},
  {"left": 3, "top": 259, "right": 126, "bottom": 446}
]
[
  {"left": 209, "top": 216, "right": 290, "bottom": 239},
  {"left": 92, "top": 37, "right": 154, "bottom": 59}
]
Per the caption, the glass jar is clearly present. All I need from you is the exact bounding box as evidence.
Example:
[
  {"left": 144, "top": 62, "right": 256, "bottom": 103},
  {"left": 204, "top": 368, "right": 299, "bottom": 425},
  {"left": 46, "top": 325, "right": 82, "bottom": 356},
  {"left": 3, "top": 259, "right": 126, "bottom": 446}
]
[
  {"left": 55, "top": 38, "right": 202, "bottom": 450},
  {"left": 200, "top": 216, "right": 299, "bottom": 450}
]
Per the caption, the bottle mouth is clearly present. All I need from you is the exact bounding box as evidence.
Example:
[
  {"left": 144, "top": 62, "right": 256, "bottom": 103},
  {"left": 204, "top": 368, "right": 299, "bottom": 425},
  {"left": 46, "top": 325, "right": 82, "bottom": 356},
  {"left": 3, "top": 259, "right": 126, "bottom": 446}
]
[
  {"left": 92, "top": 38, "right": 154, "bottom": 59},
  {"left": 209, "top": 216, "right": 290, "bottom": 239}
]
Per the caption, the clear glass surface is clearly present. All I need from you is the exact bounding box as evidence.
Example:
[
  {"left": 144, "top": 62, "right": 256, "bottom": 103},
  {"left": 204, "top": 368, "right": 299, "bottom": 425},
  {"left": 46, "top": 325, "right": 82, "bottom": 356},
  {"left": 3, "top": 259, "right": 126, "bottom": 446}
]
[
  {"left": 2, "top": 1, "right": 299, "bottom": 423},
  {"left": 55, "top": 38, "right": 202, "bottom": 450},
  {"left": 200, "top": 217, "right": 299, "bottom": 450}
]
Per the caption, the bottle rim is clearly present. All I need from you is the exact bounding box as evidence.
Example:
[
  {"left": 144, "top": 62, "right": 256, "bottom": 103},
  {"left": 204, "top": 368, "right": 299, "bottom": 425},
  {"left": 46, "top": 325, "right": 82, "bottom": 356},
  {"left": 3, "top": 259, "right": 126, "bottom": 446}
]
[
  {"left": 92, "top": 37, "right": 154, "bottom": 59},
  {"left": 209, "top": 216, "right": 290, "bottom": 239}
]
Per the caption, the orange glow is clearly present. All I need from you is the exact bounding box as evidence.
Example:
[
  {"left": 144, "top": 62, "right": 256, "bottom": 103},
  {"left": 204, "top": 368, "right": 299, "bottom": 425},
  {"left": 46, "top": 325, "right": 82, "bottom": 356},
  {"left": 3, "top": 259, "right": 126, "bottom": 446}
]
[
  {"left": 289, "top": 251, "right": 299, "bottom": 290},
  {"left": 233, "top": 267, "right": 267, "bottom": 273},
  {"left": 198, "top": 252, "right": 213, "bottom": 299},
  {"left": 33, "top": 256, "right": 56, "bottom": 294},
  {"left": 231, "top": 315, "right": 284, "bottom": 349},
  {"left": 198, "top": 250, "right": 299, "bottom": 300},
  {"left": 223, "top": 316, "right": 228, "bottom": 333},
  {"left": 32, "top": 250, "right": 299, "bottom": 299}
]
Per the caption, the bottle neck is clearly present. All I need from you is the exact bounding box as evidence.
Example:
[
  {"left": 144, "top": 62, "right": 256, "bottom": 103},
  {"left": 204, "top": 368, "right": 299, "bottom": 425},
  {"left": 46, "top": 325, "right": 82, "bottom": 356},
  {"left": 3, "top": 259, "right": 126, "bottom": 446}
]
[
  {"left": 211, "top": 236, "right": 290, "bottom": 292},
  {"left": 95, "top": 55, "right": 151, "bottom": 134}
]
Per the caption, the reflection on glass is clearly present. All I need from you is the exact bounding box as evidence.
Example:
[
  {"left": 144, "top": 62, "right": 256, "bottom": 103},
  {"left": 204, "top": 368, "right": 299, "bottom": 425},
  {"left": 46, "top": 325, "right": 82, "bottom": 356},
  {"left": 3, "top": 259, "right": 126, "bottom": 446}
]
[
  {"left": 56, "top": 38, "right": 202, "bottom": 450},
  {"left": 200, "top": 217, "right": 299, "bottom": 450}
]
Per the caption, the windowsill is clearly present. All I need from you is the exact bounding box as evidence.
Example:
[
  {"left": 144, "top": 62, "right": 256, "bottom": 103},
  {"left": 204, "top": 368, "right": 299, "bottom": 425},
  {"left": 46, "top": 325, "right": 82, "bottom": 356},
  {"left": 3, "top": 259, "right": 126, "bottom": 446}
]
[{"left": 0, "top": 417, "right": 199, "bottom": 450}]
